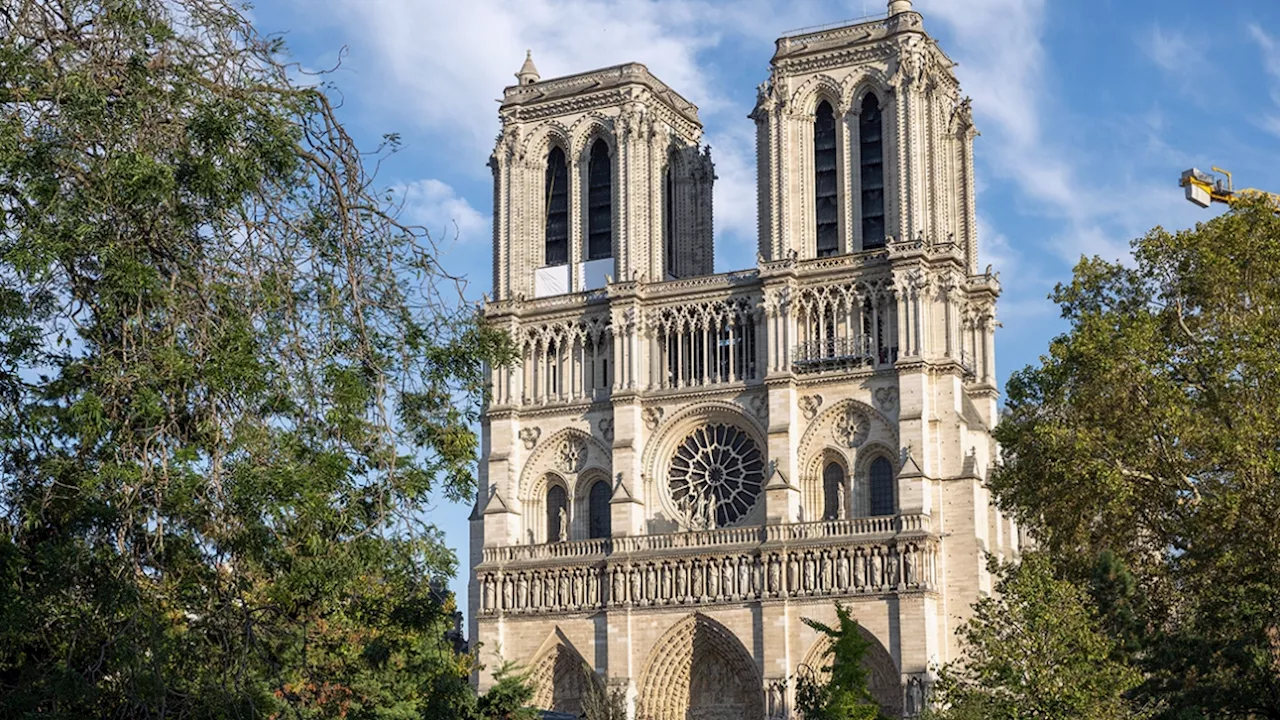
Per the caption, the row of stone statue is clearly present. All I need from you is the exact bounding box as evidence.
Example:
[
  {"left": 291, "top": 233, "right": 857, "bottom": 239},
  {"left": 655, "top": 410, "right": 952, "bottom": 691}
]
[{"left": 479, "top": 542, "right": 935, "bottom": 615}]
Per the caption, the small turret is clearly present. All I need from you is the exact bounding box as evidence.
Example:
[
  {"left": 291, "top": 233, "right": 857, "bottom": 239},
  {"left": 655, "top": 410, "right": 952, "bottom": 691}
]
[
  {"left": 515, "top": 50, "right": 540, "bottom": 85},
  {"left": 888, "top": 0, "right": 913, "bottom": 15}
]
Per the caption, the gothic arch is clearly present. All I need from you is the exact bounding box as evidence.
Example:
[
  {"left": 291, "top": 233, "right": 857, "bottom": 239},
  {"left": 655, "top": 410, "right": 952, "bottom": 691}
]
[
  {"left": 845, "top": 70, "right": 893, "bottom": 109},
  {"left": 799, "top": 629, "right": 902, "bottom": 717},
  {"left": 803, "top": 446, "right": 852, "bottom": 522},
  {"left": 637, "top": 613, "right": 763, "bottom": 720},
  {"left": 520, "top": 427, "right": 612, "bottom": 542},
  {"left": 790, "top": 73, "right": 846, "bottom": 116},
  {"left": 798, "top": 399, "right": 897, "bottom": 520},
  {"left": 529, "top": 628, "right": 601, "bottom": 716},
  {"left": 570, "top": 113, "right": 617, "bottom": 158},
  {"left": 854, "top": 441, "right": 899, "bottom": 518},
  {"left": 521, "top": 121, "right": 573, "bottom": 162}
]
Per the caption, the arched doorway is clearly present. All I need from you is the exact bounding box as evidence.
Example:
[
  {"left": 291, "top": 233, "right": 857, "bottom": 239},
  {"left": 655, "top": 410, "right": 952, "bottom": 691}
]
[
  {"left": 637, "top": 614, "right": 763, "bottom": 720},
  {"left": 530, "top": 639, "right": 599, "bottom": 716},
  {"left": 800, "top": 629, "right": 902, "bottom": 717}
]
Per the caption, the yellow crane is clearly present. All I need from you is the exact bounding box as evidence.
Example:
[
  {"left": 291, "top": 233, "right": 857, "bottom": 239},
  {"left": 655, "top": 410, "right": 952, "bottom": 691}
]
[{"left": 1180, "top": 167, "right": 1280, "bottom": 209}]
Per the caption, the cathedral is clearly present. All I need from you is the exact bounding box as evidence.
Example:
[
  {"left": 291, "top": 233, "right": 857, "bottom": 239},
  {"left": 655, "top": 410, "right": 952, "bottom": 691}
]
[{"left": 469, "top": 1, "right": 1020, "bottom": 717}]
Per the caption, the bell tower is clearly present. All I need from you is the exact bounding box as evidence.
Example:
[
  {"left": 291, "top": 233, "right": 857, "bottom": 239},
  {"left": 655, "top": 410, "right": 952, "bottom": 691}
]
[
  {"left": 752, "top": 0, "right": 978, "bottom": 268},
  {"left": 489, "top": 56, "right": 715, "bottom": 301}
]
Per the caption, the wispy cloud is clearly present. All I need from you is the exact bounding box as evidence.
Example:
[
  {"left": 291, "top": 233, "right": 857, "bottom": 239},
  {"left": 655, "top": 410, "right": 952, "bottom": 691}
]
[
  {"left": 397, "top": 179, "right": 489, "bottom": 247},
  {"left": 1249, "top": 24, "right": 1280, "bottom": 138},
  {"left": 1143, "top": 25, "right": 1204, "bottom": 76}
]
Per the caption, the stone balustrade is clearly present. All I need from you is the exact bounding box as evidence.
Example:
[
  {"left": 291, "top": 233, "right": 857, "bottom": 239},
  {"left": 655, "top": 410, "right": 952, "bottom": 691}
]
[{"left": 477, "top": 515, "right": 937, "bottom": 618}]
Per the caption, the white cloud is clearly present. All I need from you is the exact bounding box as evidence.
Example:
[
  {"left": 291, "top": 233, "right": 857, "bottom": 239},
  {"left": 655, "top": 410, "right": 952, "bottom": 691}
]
[
  {"left": 397, "top": 178, "right": 489, "bottom": 247},
  {"left": 1143, "top": 25, "right": 1203, "bottom": 75}
]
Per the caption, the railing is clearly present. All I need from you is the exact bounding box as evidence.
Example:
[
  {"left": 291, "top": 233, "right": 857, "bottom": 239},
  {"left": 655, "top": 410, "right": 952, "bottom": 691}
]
[
  {"left": 792, "top": 336, "right": 875, "bottom": 368},
  {"left": 480, "top": 514, "right": 933, "bottom": 565}
]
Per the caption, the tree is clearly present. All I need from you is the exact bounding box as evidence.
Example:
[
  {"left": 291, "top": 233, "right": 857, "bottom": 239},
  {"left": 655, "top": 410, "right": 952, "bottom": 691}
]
[
  {"left": 0, "top": 0, "right": 509, "bottom": 717},
  {"left": 991, "top": 198, "right": 1280, "bottom": 718},
  {"left": 928, "top": 553, "right": 1145, "bottom": 720},
  {"left": 580, "top": 664, "right": 628, "bottom": 720},
  {"left": 794, "top": 604, "right": 891, "bottom": 720},
  {"left": 474, "top": 662, "right": 539, "bottom": 720}
]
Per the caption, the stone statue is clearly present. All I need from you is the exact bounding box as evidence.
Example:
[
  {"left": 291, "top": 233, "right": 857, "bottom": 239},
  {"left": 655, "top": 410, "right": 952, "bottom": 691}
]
[
  {"left": 502, "top": 577, "right": 513, "bottom": 610},
  {"left": 836, "top": 553, "right": 850, "bottom": 590},
  {"left": 676, "top": 562, "right": 688, "bottom": 600},
  {"left": 612, "top": 568, "right": 624, "bottom": 604},
  {"left": 802, "top": 554, "right": 815, "bottom": 592},
  {"left": 707, "top": 559, "right": 720, "bottom": 598},
  {"left": 906, "top": 676, "right": 926, "bottom": 716},
  {"left": 558, "top": 506, "right": 569, "bottom": 543},
  {"left": 904, "top": 547, "right": 918, "bottom": 587},
  {"left": 630, "top": 565, "right": 643, "bottom": 604},
  {"left": 738, "top": 558, "right": 751, "bottom": 598},
  {"left": 517, "top": 574, "right": 528, "bottom": 608},
  {"left": 768, "top": 557, "right": 781, "bottom": 594},
  {"left": 482, "top": 576, "right": 493, "bottom": 610}
]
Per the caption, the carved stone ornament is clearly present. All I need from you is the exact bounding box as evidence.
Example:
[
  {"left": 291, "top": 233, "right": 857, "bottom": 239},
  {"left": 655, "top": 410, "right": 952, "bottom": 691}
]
[
  {"left": 799, "top": 394, "right": 823, "bottom": 421},
  {"left": 519, "top": 426, "right": 541, "bottom": 450},
  {"left": 874, "top": 387, "right": 898, "bottom": 412},
  {"left": 834, "top": 406, "right": 871, "bottom": 449},
  {"left": 598, "top": 417, "right": 615, "bottom": 443},
  {"left": 749, "top": 394, "right": 769, "bottom": 421},
  {"left": 557, "top": 435, "right": 589, "bottom": 473},
  {"left": 643, "top": 406, "right": 665, "bottom": 431}
]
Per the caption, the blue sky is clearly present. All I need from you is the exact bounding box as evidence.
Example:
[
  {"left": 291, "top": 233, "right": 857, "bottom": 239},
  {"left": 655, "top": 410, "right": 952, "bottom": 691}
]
[{"left": 247, "top": 0, "right": 1280, "bottom": 621}]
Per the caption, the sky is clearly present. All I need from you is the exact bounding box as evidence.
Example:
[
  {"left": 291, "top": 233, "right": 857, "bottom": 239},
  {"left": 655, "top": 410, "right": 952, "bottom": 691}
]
[{"left": 247, "top": 0, "right": 1280, "bottom": 623}]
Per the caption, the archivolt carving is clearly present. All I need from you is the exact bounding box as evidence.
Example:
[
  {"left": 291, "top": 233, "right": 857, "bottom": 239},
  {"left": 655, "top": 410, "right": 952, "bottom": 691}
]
[
  {"left": 798, "top": 399, "right": 895, "bottom": 518},
  {"left": 519, "top": 121, "right": 573, "bottom": 163},
  {"left": 530, "top": 633, "right": 600, "bottom": 717},
  {"left": 637, "top": 614, "right": 763, "bottom": 720},
  {"left": 570, "top": 112, "right": 616, "bottom": 157},
  {"left": 800, "top": 630, "right": 902, "bottom": 717},
  {"left": 789, "top": 73, "right": 845, "bottom": 115},
  {"left": 520, "top": 427, "right": 611, "bottom": 505}
]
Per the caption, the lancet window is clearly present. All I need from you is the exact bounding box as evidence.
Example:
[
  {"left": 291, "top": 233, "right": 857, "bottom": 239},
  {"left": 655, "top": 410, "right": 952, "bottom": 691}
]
[
  {"left": 546, "top": 483, "right": 568, "bottom": 543},
  {"left": 868, "top": 457, "right": 895, "bottom": 517},
  {"left": 651, "top": 298, "right": 760, "bottom": 390},
  {"left": 822, "top": 462, "right": 846, "bottom": 521},
  {"left": 545, "top": 146, "right": 570, "bottom": 266},
  {"left": 860, "top": 95, "right": 886, "bottom": 249},
  {"left": 586, "top": 139, "right": 612, "bottom": 261},
  {"left": 587, "top": 480, "right": 611, "bottom": 539},
  {"left": 664, "top": 163, "right": 678, "bottom": 277},
  {"left": 814, "top": 100, "right": 839, "bottom": 258}
]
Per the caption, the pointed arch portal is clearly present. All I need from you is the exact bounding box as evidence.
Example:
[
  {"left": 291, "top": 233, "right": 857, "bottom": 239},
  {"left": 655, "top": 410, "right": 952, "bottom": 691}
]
[{"left": 637, "top": 614, "right": 763, "bottom": 720}]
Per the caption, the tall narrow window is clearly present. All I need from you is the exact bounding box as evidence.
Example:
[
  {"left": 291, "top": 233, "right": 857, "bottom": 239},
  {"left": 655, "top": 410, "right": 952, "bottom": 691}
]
[
  {"left": 823, "top": 462, "right": 845, "bottom": 520},
  {"left": 860, "top": 95, "right": 886, "bottom": 249},
  {"left": 665, "top": 163, "right": 678, "bottom": 276},
  {"left": 588, "top": 480, "right": 611, "bottom": 539},
  {"left": 587, "top": 139, "right": 612, "bottom": 261},
  {"left": 545, "top": 147, "right": 569, "bottom": 266},
  {"left": 869, "top": 457, "right": 895, "bottom": 517},
  {"left": 546, "top": 483, "right": 568, "bottom": 542},
  {"left": 814, "top": 101, "right": 839, "bottom": 257}
]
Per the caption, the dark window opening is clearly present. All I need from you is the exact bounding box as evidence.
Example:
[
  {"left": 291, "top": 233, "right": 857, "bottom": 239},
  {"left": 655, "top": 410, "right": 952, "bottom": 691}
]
[
  {"left": 587, "top": 140, "right": 612, "bottom": 261},
  {"left": 546, "top": 483, "right": 568, "bottom": 542},
  {"left": 545, "top": 147, "right": 569, "bottom": 266},
  {"left": 823, "top": 462, "right": 845, "bottom": 520},
  {"left": 869, "top": 457, "right": 894, "bottom": 517},
  {"left": 860, "top": 95, "right": 886, "bottom": 249},
  {"left": 815, "top": 101, "right": 839, "bottom": 257},
  {"left": 665, "top": 163, "right": 678, "bottom": 276},
  {"left": 588, "top": 481, "right": 611, "bottom": 539}
]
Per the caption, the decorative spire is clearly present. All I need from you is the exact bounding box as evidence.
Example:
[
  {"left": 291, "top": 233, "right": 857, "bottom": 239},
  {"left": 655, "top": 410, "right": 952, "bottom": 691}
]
[
  {"left": 888, "top": 0, "right": 913, "bottom": 15},
  {"left": 515, "top": 50, "right": 540, "bottom": 85}
]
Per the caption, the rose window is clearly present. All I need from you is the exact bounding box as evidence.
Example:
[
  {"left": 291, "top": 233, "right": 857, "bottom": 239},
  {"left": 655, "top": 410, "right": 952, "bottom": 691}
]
[{"left": 668, "top": 423, "right": 765, "bottom": 528}]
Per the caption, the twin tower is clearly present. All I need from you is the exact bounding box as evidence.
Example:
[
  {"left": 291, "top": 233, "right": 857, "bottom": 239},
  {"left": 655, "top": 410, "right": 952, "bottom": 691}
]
[{"left": 472, "top": 2, "right": 1019, "bottom": 718}]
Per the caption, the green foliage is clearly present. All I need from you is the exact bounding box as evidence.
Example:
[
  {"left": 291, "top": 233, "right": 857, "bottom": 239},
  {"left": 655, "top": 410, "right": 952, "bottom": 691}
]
[
  {"left": 474, "top": 662, "right": 539, "bottom": 720},
  {"left": 928, "top": 553, "right": 1146, "bottom": 720},
  {"left": 795, "top": 604, "right": 890, "bottom": 720},
  {"left": 0, "top": 0, "right": 512, "bottom": 717},
  {"left": 580, "top": 664, "right": 627, "bottom": 720},
  {"left": 991, "top": 198, "right": 1280, "bottom": 717}
]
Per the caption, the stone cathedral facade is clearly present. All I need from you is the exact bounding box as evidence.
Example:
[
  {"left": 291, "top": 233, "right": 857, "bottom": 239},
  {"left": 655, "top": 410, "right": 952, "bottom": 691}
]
[{"left": 470, "top": 2, "right": 1020, "bottom": 718}]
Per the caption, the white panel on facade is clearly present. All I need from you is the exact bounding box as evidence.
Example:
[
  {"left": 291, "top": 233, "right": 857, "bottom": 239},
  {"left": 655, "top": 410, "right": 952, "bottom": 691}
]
[
  {"left": 579, "top": 258, "right": 613, "bottom": 291},
  {"left": 534, "top": 264, "right": 570, "bottom": 298}
]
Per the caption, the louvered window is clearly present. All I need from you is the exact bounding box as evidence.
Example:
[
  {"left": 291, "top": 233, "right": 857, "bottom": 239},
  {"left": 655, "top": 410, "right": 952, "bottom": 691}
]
[
  {"left": 860, "top": 95, "right": 886, "bottom": 249},
  {"left": 815, "top": 101, "right": 839, "bottom": 257},
  {"left": 544, "top": 147, "right": 569, "bottom": 266},
  {"left": 587, "top": 140, "right": 612, "bottom": 261}
]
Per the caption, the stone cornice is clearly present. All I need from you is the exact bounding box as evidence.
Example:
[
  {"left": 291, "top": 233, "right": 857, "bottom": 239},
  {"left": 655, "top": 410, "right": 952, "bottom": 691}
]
[{"left": 501, "top": 62, "right": 701, "bottom": 129}]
